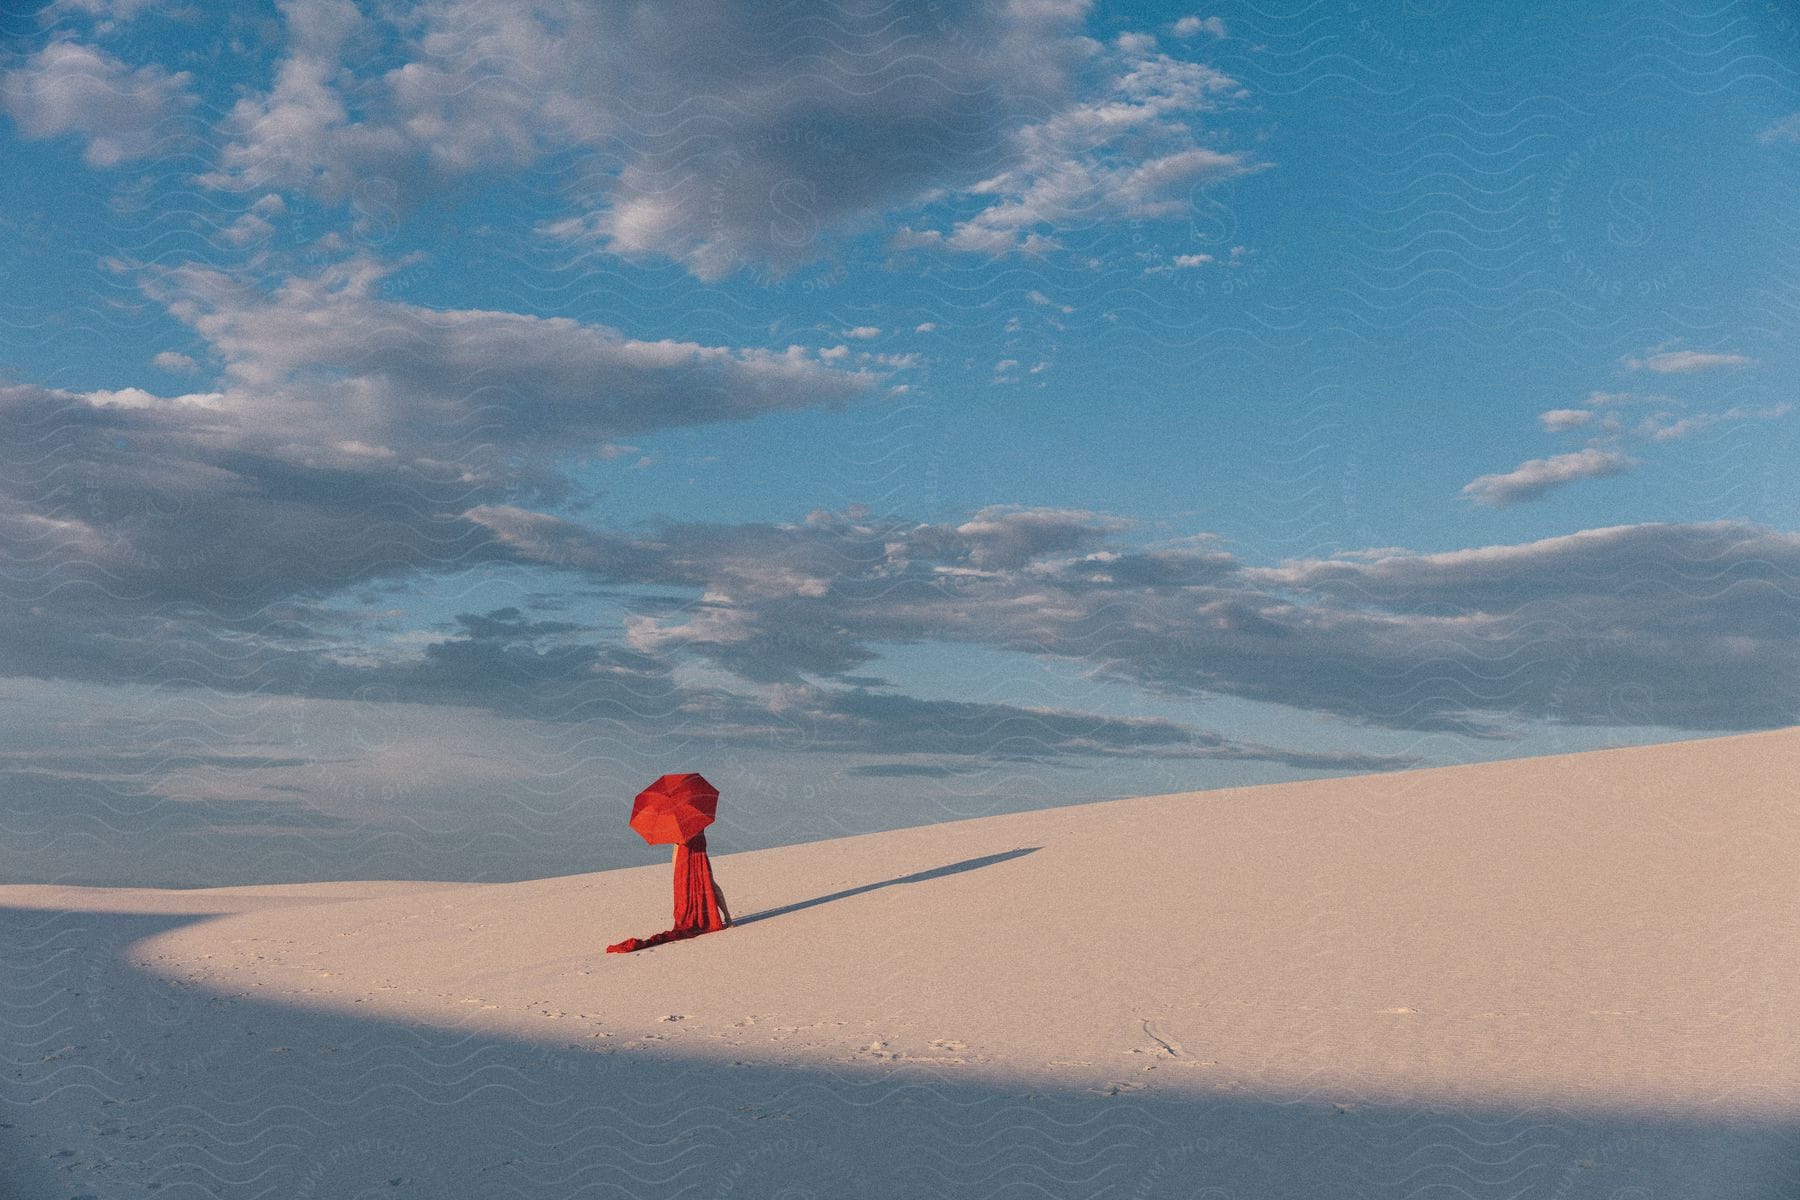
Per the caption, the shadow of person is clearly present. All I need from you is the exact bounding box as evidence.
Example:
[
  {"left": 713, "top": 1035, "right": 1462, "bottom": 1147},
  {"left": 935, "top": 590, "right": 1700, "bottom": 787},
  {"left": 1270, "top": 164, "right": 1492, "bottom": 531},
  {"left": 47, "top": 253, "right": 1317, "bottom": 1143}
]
[{"left": 728, "top": 846, "right": 1041, "bottom": 928}]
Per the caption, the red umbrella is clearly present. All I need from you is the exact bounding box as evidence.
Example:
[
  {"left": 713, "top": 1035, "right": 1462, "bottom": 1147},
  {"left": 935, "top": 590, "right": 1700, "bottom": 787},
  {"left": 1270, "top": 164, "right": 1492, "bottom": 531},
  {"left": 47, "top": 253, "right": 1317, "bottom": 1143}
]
[
  {"left": 606, "top": 772, "right": 732, "bottom": 954},
  {"left": 628, "top": 773, "right": 719, "bottom": 846}
]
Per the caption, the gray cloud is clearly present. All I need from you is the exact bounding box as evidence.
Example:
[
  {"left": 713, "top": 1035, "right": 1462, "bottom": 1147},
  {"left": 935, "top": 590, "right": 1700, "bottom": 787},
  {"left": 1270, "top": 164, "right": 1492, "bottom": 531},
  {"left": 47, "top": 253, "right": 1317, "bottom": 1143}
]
[
  {"left": 341, "top": 607, "right": 682, "bottom": 724},
  {"left": 8, "top": 338, "right": 1796, "bottom": 762},
  {"left": 0, "top": 379, "right": 504, "bottom": 616},
  {"left": 480, "top": 508, "right": 1800, "bottom": 737},
  {"left": 276, "top": 601, "right": 1410, "bottom": 771},
  {"left": 701, "top": 686, "right": 1410, "bottom": 771},
  {"left": 0, "top": 768, "right": 351, "bottom": 836},
  {"left": 921, "top": 507, "right": 1131, "bottom": 570},
  {"left": 0, "top": 250, "right": 875, "bottom": 708},
  {"left": 0, "top": 419, "right": 1420, "bottom": 769},
  {"left": 846, "top": 762, "right": 984, "bottom": 779},
  {"left": 1234, "top": 522, "right": 1800, "bottom": 730},
  {"left": 0, "top": 361, "right": 1392, "bottom": 771}
]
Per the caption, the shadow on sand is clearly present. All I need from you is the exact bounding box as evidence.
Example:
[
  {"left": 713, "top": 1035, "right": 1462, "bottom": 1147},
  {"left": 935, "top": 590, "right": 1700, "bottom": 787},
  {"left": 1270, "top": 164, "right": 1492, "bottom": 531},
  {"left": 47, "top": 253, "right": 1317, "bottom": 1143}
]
[
  {"left": 730, "top": 847, "right": 1042, "bottom": 927},
  {"left": 3, "top": 902, "right": 1794, "bottom": 1199}
]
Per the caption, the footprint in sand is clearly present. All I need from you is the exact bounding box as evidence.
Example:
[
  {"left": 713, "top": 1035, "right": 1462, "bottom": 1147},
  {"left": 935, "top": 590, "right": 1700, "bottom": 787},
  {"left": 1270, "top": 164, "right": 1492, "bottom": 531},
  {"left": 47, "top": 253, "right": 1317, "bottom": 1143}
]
[{"left": 1093, "top": 1081, "right": 1146, "bottom": 1096}]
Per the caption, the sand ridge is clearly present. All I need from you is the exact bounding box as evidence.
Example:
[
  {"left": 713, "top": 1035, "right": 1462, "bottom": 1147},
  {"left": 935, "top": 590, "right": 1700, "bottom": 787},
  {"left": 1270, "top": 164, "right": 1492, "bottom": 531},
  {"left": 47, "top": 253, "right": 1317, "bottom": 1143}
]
[{"left": 12, "top": 727, "right": 1795, "bottom": 1118}]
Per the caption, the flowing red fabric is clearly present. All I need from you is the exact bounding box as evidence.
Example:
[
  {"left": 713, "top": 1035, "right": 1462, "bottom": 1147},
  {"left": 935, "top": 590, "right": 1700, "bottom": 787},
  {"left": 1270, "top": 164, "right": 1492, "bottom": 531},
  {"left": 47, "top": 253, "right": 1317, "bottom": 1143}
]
[{"left": 606, "top": 831, "right": 732, "bottom": 953}]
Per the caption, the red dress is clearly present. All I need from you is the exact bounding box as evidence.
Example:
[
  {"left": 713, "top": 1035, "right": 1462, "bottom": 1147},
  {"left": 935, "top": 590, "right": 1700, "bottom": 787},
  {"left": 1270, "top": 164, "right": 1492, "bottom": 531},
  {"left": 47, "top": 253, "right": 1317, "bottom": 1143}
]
[{"left": 605, "top": 831, "right": 731, "bottom": 953}]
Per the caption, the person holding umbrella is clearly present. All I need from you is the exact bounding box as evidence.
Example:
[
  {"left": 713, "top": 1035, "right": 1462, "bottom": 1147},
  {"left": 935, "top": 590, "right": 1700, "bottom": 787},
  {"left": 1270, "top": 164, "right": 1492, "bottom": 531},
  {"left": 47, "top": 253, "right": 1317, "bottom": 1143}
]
[{"left": 606, "top": 773, "right": 732, "bottom": 954}]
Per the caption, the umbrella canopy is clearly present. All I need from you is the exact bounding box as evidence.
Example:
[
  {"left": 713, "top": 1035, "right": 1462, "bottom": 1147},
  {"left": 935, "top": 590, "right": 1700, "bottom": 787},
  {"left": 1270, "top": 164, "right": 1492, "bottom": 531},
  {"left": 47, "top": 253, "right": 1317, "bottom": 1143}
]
[{"left": 628, "top": 772, "right": 719, "bottom": 846}]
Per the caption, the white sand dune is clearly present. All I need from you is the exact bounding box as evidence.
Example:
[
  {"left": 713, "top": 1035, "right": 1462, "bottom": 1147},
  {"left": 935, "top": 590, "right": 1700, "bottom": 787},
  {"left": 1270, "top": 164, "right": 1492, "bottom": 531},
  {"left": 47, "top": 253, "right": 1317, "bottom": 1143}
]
[{"left": 5, "top": 729, "right": 1798, "bottom": 1197}]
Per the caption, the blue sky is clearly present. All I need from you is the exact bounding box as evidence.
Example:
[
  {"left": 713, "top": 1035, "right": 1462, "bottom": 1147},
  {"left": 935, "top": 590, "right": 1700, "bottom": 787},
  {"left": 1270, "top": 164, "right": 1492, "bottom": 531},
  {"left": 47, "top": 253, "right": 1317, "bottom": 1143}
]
[{"left": 2, "top": 0, "right": 1797, "bottom": 887}]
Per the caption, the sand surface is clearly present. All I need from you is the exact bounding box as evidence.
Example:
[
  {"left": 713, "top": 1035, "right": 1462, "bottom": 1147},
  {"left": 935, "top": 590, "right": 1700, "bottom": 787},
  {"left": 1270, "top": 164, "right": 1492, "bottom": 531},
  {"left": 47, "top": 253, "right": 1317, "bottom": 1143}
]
[{"left": 5, "top": 729, "right": 1798, "bottom": 1197}]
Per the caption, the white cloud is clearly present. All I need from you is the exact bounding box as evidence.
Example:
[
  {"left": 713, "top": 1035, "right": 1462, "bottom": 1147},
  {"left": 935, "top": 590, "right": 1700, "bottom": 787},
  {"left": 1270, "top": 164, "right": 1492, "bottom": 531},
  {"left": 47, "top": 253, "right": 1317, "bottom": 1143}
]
[
  {"left": 199, "top": 0, "right": 414, "bottom": 204},
  {"left": 1173, "top": 15, "right": 1227, "bottom": 38},
  {"left": 1023, "top": 290, "right": 1076, "bottom": 312},
  {"left": 200, "top": 0, "right": 1111, "bottom": 239},
  {"left": 1145, "top": 251, "right": 1214, "bottom": 274},
  {"left": 1490, "top": 381, "right": 1790, "bottom": 499},
  {"left": 1585, "top": 390, "right": 1659, "bottom": 407},
  {"left": 22, "top": 5, "right": 1256, "bottom": 279},
  {"left": 1538, "top": 408, "right": 1593, "bottom": 431},
  {"left": 221, "top": 212, "right": 277, "bottom": 245},
  {"left": 151, "top": 351, "right": 198, "bottom": 374},
  {"left": 1636, "top": 404, "right": 1792, "bottom": 443},
  {"left": 921, "top": 45, "right": 1263, "bottom": 256},
  {"left": 41, "top": 0, "right": 161, "bottom": 21},
  {"left": 0, "top": 40, "right": 193, "bottom": 166},
  {"left": 1624, "top": 349, "right": 1753, "bottom": 374},
  {"left": 841, "top": 326, "right": 880, "bottom": 340},
  {"left": 1757, "top": 113, "right": 1800, "bottom": 144},
  {"left": 914, "top": 322, "right": 938, "bottom": 333},
  {"left": 1459, "top": 448, "right": 1636, "bottom": 507},
  {"left": 950, "top": 506, "right": 1128, "bottom": 568}
]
